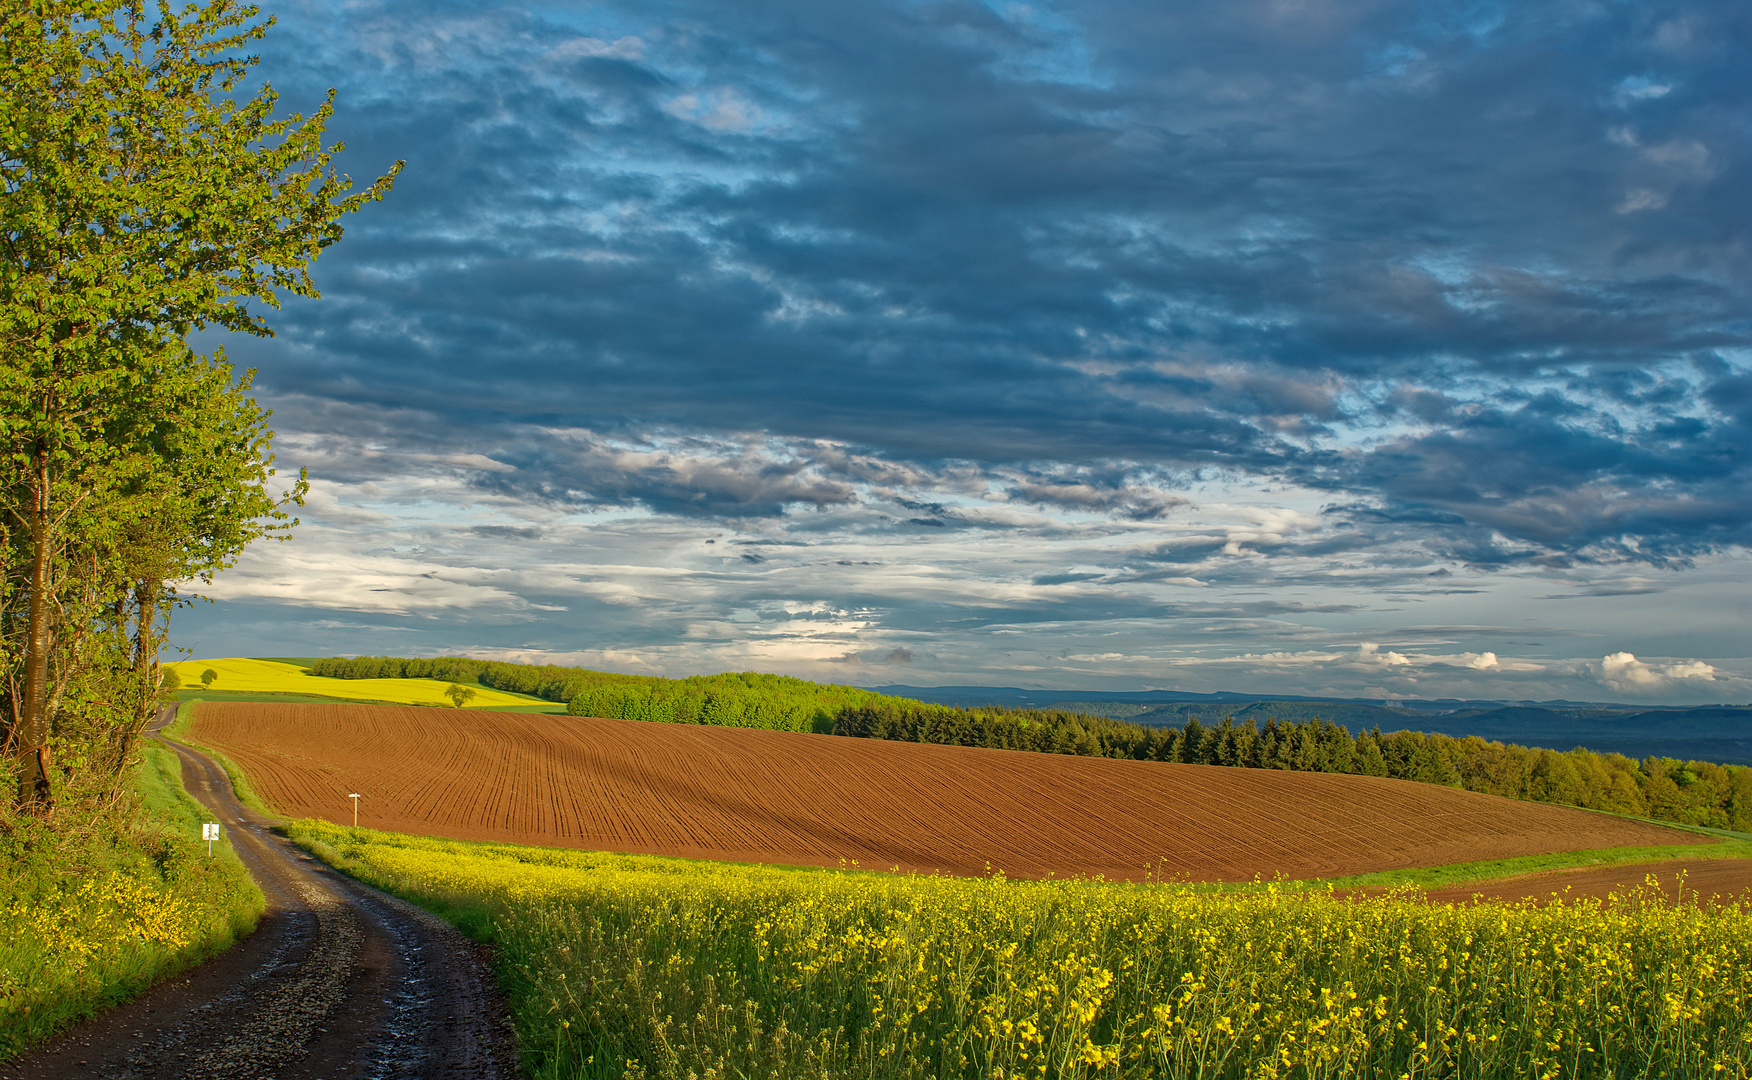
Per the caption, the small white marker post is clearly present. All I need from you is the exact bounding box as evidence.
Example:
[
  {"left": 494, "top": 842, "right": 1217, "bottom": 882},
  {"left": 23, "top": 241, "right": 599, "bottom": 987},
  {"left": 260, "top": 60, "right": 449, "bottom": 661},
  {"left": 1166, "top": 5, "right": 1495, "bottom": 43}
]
[
  {"left": 349, "top": 793, "right": 360, "bottom": 827},
  {"left": 202, "top": 822, "right": 220, "bottom": 858}
]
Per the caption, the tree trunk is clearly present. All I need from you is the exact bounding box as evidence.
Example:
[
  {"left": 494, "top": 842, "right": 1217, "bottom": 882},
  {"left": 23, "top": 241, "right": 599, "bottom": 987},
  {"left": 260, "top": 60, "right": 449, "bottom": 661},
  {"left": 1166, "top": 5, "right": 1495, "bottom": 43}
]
[
  {"left": 118, "top": 577, "right": 162, "bottom": 769},
  {"left": 16, "top": 446, "right": 54, "bottom": 810}
]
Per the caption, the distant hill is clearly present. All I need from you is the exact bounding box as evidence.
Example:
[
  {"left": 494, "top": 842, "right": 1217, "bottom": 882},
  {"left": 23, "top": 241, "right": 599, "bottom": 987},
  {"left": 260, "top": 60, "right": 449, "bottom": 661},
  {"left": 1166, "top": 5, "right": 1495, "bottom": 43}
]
[{"left": 865, "top": 685, "right": 1752, "bottom": 765}]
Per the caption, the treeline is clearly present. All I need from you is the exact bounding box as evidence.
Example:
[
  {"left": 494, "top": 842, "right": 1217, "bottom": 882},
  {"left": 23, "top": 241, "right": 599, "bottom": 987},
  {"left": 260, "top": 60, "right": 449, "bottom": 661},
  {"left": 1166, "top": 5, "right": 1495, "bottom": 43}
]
[
  {"left": 836, "top": 702, "right": 1752, "bottom": 833},
  {"left": 310, "top": 657, "right": 1752, "bottom": 832},
  {"left": 310, "top": 656, "right": 908, "bottom": 732},
  {"left": 312, "top": 654, "right": 638, "bottom": 702}
]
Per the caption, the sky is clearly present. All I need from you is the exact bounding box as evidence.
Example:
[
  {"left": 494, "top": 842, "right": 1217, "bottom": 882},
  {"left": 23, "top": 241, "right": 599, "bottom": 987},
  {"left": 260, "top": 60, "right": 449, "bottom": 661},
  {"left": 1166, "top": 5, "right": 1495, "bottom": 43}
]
[{"left": 177, "top": 0, "right": 1752, "bottom": 704}]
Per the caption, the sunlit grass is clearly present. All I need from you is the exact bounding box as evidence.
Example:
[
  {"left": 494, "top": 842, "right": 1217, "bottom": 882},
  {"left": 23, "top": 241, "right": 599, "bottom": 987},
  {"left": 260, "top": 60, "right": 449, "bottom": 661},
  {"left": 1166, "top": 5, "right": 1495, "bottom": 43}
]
[
  {"left": 165, "top": 657, "right": 539, "bottom": 708},
  {"left": 0, "top": 744, "right": 262, "bottom": 1059}
]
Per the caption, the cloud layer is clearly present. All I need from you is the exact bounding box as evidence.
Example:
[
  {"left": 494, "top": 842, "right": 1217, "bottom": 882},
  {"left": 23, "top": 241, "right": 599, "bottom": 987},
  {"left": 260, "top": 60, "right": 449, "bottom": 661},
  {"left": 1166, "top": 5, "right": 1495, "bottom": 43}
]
[{"left": 178, "top": 0, "right": 1752, "bottom": 702}]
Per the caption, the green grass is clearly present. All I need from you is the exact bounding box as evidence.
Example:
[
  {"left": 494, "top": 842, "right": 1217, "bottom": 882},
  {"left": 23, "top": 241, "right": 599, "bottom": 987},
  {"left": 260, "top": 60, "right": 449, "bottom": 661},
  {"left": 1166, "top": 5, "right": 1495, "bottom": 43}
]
[
  {"left": 0, "top": 739, "right": 265, "bottom": 1060},
  {"left": 1311, "top": 839, "right": 1752, "bottom": 892},
  {"left": 177, "top": 689, "right": 394, "bottom": 705},
  {"left": 164, "top": 701, "right": 279, "bottom": 819}
]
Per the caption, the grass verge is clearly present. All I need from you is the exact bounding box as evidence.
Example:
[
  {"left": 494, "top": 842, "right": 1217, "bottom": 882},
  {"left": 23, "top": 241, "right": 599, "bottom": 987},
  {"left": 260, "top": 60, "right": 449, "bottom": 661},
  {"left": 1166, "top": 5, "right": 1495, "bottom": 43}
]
[
  {"left": 164, "top": 701, "right": 279, "bottom": 820},
  {"left": 1303, "top": 838, "right": 1752, "bottom": 893},
  {"left": 0, "top": 741, "right": 265, "bottom": 1060},
  {"left": 287, "top": 819, "right": 1752, "bottom": 1080}
]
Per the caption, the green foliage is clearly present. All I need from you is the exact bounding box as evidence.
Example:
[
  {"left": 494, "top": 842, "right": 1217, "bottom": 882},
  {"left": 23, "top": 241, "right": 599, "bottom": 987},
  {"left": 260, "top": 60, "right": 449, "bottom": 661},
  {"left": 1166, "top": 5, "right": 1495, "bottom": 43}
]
[
  {"left": 444, "top": 683, "right": 477, "bottom": 708},
  {"left": 199, "top": 668, "right": 217, "bottom": 689},
  {"left": 1, "top": 0, "right": 394, "bottom": 806},
  {"left": 313, "top": 655, "right": 907, "bottom": 734},
  {"left": 0, "top": 745, "right": 262, "bottom": 1058}
]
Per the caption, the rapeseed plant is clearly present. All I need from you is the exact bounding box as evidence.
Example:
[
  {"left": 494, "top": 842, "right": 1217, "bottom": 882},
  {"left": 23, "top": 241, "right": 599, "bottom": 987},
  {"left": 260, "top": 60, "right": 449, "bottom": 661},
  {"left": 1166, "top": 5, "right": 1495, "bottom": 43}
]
[{"left": 292, "top": 821, "right": 1752, "bottom": 1080}]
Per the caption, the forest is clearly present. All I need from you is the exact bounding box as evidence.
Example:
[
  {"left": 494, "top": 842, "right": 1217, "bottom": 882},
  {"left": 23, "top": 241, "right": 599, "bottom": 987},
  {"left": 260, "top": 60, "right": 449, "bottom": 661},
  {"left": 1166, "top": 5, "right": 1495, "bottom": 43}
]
[{"left": 316, "top": 657, "right": 1752, "bottom": 833}]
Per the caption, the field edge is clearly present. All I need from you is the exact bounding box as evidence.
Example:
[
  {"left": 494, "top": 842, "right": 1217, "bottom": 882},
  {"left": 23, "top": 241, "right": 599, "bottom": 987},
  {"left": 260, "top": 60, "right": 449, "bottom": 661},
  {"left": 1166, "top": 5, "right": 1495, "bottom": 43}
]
[{"left": 279, "top": 816, "right": 1752, "bottom": 896}]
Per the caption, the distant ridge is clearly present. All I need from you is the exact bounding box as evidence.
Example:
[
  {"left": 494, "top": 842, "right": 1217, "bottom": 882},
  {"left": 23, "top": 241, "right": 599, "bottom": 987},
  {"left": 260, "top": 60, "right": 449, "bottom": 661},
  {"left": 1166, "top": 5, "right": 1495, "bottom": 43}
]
[{"left": 864, "top": 685, "right": 1752, "bottom": 765}]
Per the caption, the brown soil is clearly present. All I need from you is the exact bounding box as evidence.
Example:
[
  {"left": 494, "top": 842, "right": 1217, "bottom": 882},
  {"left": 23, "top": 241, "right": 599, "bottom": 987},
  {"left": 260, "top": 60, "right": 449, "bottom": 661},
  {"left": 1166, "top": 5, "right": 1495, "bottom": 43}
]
[
  {"left": 189, "top": 703, "right": 1708, "bottom": 882},
  {"left": 1420, "top": 858, "right": 1752, "bottom": 906}
]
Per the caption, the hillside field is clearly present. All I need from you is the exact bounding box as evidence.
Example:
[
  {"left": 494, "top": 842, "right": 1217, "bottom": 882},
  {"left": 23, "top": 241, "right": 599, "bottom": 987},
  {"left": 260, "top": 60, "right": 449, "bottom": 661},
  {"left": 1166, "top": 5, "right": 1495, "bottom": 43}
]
[
  {"left": 187, "top": 701, "right": 1707, "bottom": 882},
  {"left": 165, "top": 658, "right": 545, "bottom": 709}
]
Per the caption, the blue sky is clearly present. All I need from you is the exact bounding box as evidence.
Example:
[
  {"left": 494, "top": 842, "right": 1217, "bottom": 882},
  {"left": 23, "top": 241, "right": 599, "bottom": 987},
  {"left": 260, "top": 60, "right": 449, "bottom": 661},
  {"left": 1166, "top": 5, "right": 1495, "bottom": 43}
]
[{"left": 180, "top": 0, "right": 1752, "bottom": 704}]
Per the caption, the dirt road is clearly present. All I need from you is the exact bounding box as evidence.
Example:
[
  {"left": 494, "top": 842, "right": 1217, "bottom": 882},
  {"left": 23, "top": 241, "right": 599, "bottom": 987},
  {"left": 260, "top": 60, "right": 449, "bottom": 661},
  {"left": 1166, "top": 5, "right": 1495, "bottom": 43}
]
[{"left": 2, "top": 713, "right": 516, "bottom": 1080}]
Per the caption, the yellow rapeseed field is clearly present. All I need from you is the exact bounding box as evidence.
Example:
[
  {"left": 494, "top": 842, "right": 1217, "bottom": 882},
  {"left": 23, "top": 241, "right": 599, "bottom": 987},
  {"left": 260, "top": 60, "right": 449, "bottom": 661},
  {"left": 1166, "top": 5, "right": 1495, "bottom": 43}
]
[
  {"left": 165, "top": 658, "right": 536, "bottom": 708},
  {"left": 292, "top": 821, "right": 1752, "bottom": 1080}
]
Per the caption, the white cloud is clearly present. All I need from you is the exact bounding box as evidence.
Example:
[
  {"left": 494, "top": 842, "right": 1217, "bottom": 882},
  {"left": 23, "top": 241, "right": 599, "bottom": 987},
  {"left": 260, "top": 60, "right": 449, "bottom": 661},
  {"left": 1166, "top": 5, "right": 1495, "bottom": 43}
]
[
  {"left": 196, "top": 547, "right": 535, "bottom": 615},
  {"left": 547, "top": 35, "right": 646, "bottom": 61},
  {"left": 664, "top": 88, "right": 764, "bottom": 132},
  {"left": 1614, "top": 76, "right": 1672, "bottom": 105},
  {"left": 1351, "top": 642, "right": 1411, "bottom": 668},
  {"left": 1596, "top": 651, "right": 1717, "bottom": 695},
  {"left": 1616, "top": 188, "right": 1668, "bottom": 214}
]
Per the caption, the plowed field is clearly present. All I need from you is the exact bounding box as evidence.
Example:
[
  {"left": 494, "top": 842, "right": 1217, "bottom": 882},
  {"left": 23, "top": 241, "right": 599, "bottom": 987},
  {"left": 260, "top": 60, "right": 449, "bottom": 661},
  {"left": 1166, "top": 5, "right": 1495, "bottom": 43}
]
[
  {"left": 1420, "top": 858, "right": 1752, "bottom": 906},
  {"left": 187, "top": 703, "right": 1707, "bottom": 882}
]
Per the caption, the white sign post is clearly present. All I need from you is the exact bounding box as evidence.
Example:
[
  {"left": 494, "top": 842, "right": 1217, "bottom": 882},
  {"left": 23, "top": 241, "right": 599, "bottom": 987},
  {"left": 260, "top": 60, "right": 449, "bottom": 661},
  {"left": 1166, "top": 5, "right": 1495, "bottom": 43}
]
[
  {"left": 202, "top": 822, "right": 220, "bottom": 857},
  {"left": 349, "top": 793, "right": 360, "bottom": 827}
]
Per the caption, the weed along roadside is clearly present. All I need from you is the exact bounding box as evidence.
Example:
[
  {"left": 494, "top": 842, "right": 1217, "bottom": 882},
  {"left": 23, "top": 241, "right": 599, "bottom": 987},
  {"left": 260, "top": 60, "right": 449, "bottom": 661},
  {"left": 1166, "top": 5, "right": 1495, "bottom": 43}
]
[{"left": 0, "top": 709, "right": 263, "bottom": 1059}]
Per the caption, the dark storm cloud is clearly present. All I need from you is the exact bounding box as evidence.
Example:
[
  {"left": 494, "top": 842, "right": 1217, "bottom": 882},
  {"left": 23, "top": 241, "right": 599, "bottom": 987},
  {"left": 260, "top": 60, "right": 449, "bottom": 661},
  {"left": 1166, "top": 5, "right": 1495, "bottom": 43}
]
[{"left": 245, "top": 0, "right": 1751, "bottom": 559}]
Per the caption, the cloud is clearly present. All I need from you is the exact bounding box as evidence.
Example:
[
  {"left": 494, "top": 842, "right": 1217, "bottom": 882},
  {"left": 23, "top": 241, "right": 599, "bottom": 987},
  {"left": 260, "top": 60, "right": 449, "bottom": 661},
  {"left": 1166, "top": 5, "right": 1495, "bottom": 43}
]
[
  {"left": 830, "top": 647, "right": 916, "bottom": 666},
  {"left": 200, "top": 547, "right": 538, "bottom": 616},
  {"left": 479, "top": 429, "right": 862, "bottom": 517},
  {"left": 157, "top": 0, "right": 1752, "bottom": 704},
  {"left": 1596, "top": 652, "right": 1719, "bottom": 696},
  {"left": 547, "top": 35, "right": 646, "bottom": 62},
  {"left": 252, "top": 0, "right": 1752, "bottom": 560}
]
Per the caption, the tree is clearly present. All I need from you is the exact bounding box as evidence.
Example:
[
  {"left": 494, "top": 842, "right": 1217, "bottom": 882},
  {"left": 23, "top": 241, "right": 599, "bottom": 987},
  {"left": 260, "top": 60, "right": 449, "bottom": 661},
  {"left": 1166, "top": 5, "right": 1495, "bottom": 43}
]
[
  {"left": 199, "top": 668, "right": 216, "bottom": 689},
  {"left": 444, "top": 684, "right": 477, "bottom": 709},
  {"left": 2, "top": 0, "right": 399, "bottom": 808}
]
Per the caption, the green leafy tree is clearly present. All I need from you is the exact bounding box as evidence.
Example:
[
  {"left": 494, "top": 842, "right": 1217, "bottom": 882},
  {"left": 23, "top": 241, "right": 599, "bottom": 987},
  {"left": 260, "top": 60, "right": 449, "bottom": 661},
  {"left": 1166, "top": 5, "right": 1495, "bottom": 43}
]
[
  {"left": 199, "top": 668, "right": 216, "bottom": 689},
  {"left": 444, "top": 684, "right": 477, "bottom": 709},
  {"left": 1, "top": 0, "right": 399, "bottom": 808}
]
